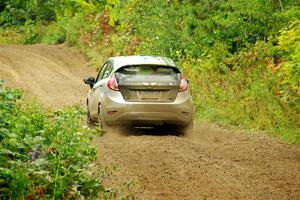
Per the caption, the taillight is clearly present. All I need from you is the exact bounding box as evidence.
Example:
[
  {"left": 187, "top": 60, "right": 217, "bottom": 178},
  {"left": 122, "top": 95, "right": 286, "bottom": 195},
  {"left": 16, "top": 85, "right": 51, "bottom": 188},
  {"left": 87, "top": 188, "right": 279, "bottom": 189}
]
[
  {"left": 179, "top": 74, "right": 188, "bottom": 92},
  {"left": 107, "top": 74, "right": 119, "bottom": 91}
]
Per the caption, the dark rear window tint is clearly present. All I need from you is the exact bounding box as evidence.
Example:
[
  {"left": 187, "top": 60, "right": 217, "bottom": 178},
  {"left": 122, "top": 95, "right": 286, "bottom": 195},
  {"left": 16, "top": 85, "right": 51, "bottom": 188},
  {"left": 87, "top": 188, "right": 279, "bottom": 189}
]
[{"left": 116, "top": 65, "right": 179, "bottom": 76}]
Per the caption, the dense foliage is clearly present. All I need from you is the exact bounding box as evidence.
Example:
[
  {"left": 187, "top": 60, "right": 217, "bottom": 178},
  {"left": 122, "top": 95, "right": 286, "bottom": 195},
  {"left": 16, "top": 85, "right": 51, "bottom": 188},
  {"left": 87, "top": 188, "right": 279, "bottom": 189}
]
[
  {"left": 109, "top": 0, "right": 300, "bottom": 57},
  {"left": 0, "top": 83, "right": 113, "bottom": 199},
  {"left": 0, "top": 0, "right": 299, "bottom": 144},
  {"left": 0, "top": 0, "right": 57, "bottom": 25}
]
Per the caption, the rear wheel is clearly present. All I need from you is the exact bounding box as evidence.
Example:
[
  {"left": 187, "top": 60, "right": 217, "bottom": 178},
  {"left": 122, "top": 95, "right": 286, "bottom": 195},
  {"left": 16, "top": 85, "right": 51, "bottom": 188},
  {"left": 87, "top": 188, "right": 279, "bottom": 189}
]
[
  {"left": 87, "top": 109, "right": 96, "bottom": 128},
  {"left": 98, "top": 105, "right": 109, "bottom": 133}
]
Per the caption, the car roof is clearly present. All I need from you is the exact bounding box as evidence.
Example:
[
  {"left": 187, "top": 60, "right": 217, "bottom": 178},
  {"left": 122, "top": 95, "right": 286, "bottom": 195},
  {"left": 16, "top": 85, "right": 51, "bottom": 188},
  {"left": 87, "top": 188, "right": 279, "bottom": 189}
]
[{"left": 108, "top": 56, "right": 177, "bottom": 70}]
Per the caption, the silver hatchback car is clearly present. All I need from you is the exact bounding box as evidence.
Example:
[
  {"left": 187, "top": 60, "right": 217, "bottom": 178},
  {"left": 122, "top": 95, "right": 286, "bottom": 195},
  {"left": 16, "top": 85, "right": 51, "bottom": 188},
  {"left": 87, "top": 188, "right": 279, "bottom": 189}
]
[{"left": 84, "top": 56, "right": 193, "bottom": 132}]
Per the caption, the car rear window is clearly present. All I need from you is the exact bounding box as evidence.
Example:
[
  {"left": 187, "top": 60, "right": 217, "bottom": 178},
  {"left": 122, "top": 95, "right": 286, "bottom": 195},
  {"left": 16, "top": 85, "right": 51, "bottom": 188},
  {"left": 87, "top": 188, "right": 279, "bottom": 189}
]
[{"left": 116, "top": 65, "right": 179, "bottom": 76}]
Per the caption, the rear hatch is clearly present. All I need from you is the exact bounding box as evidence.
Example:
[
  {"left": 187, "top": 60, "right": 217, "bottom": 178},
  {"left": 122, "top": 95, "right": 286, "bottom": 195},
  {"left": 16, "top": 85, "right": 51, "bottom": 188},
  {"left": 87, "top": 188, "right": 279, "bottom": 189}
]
[{"left": 115, "top": 65, "right": 180, "bottom": 102}]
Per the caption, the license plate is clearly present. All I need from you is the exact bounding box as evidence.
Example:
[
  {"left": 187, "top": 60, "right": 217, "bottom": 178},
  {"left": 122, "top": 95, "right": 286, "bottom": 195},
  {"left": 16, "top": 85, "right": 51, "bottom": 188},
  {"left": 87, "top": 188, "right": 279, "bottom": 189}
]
[{"left": 137, "top": 91, "right": 162, "bottom": 100}]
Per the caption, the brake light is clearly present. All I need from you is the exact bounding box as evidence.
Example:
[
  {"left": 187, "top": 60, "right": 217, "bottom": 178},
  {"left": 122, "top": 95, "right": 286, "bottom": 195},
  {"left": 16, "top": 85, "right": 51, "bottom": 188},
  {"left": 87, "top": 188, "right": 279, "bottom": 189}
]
[
  {"left": 107, "top": 74, "right": 119, "bottom": 91},
  {"left": 179, "top": 74, "right": 188, "bottom": 92}
]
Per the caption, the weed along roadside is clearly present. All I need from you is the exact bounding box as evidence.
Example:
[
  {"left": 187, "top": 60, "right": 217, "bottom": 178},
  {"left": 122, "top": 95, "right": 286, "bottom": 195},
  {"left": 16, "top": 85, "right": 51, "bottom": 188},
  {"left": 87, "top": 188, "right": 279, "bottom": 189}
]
[{"left": 0, "top": 84, "right": 114, "bottom": 199}]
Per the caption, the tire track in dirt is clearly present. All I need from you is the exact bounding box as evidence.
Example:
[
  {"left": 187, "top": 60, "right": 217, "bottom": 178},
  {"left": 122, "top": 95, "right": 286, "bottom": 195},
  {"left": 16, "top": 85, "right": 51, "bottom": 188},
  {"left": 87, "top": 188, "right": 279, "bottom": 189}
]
[{"left": 1, "top": 45, "right": 299, "bottom": 200}]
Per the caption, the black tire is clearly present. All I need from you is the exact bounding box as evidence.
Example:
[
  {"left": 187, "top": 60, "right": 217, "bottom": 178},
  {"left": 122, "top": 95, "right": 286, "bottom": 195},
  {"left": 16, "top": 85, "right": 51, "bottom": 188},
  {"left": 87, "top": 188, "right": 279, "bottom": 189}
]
[
  {"left": 87, "top": 109, "right": 96, "bottom": 128},
  {"left": 98, "top": 105, "right": 109, "bottom": 133}
]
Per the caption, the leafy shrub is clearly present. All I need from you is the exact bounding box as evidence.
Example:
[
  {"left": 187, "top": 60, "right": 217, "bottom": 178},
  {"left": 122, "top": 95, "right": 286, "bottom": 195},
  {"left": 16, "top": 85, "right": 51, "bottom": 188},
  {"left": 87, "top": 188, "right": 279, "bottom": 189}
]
[
  {"left": 0, "top": 0, "right": 57, "bottom": 26},
  {"left": 22, "top": 21, "right": 44, "bottom": 44},
  {"left": 0, "top": 84, "right": 112, "bottom": 199},
  {"left": 277, "top": 20, "right": 300, "bottom": 103},
  {"left": 42, "top": 22, "right": 67, "bottom": 44},
  {"left": 179, "top": 42, "right": 300, "bottom": 144},
  {"left": 0, "top": 27, "right": 23, "bottom": 44}
]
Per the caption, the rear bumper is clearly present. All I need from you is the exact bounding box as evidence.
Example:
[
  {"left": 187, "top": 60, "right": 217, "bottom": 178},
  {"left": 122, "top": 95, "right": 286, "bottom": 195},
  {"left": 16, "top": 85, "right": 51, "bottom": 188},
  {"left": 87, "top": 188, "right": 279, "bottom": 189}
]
[{"left": 101, "top": 90, "right": 193, "bottom": 126}]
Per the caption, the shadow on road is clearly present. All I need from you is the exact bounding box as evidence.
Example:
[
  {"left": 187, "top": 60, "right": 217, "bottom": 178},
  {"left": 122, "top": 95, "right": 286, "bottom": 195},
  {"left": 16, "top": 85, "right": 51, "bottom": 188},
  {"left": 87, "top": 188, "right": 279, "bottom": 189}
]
[{"left": 107, "top": 126, "right": 185, "bottom": 137}]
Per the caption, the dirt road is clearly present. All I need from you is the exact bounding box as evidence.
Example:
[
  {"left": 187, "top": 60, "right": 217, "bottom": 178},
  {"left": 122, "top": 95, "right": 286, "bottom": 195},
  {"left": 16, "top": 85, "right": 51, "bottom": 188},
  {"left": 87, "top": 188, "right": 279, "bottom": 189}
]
[
  {"left": 0, "top": 44, "right": 95, "bottom": 108},
  {"left": 1, "top": 45, "right": 299, "bottom": 200}
]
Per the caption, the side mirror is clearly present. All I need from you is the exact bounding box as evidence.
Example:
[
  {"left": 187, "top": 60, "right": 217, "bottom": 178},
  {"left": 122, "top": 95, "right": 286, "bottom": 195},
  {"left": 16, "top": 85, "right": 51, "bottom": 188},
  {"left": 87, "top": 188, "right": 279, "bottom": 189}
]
[{"left": 84, "top": 77, "right": 95, "bottom": 89}]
